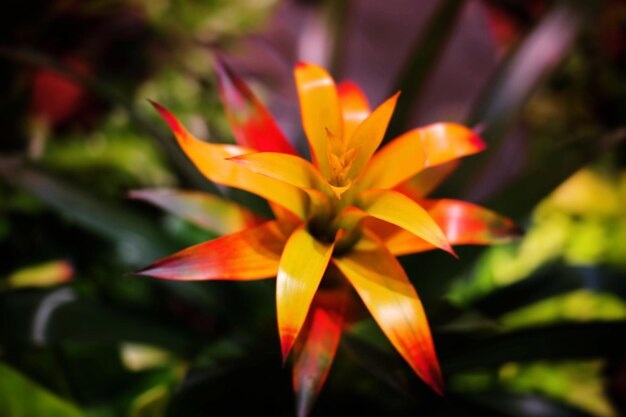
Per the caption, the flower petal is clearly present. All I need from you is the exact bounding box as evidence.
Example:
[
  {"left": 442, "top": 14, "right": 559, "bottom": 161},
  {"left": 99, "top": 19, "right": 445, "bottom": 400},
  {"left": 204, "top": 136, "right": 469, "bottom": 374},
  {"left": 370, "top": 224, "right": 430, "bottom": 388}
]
[
  {"left": 367, "top": 199, "right": 522, "bottom": 256},
  {"left": 337, "top": 81, "right": 370, "bottom": 145},
  {"left": 136, "top": 221, "right": 286, "bottom": 280},
  {"left": 358, "top": 190, "right": 454, "bottom": 256},
  {"left": 229, "top": 152, "right": 327, "bottom": 192},
  {"left": 360, "top": 123, "right": 485, "bottom": 189},
  {"left": 129, "top": 188, "right": 260, "bottom": 235},
  {"left": 332, "top": 233, "right": 444, "bottom": 394},
  {"left": 346, "top": 92, "right": 400, "bottom": 179},
  {"left": 277, "top": 225, "right": 335, "bottom": 361},
  {"left": 214, "top": 56, "right": 297, "bottom": 154},
  {"left": 294, "top": 62, "right": 342, "bottom": 178},
  {"left": 150, "top": 101, "right": 308, "bottom": 219},
  {"left": 293, "top": 289, "right": 347, "bottom": 417}
]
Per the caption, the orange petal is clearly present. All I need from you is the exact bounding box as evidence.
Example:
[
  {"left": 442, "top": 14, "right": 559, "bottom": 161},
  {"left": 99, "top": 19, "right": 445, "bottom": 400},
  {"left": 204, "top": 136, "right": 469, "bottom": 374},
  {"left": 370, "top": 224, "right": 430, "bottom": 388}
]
[
  {"left": 151, "top": 101, "right": 308, "bottom": 219},
  {"left": 129, "top": 188, "right": 260, "bottom": 234},
  {"left": 135, "top": 221, "right": 286, "bottom": 280},
  {"left": 360, "top": 123, "right": 485, "bottom": 190},
  {"left": 368, "top": 199, "right": 522, "bottom": 256},
  {"left": 332, "top": 233, "right": 444, "bottom": 394},
  {"left": 293, "top": 290, "right": 347, "bottom": 417},
  {"left": 277, "top": 225, "right": 334, "bottom": 362},
  {"left": 358, "top": 190, "right": 454, "bottom": 256},
  {"left": 395, "top": 160, "right": 460, "bottom": 200},
  {"left": 229, "top": 152, "right": 327, "bottom": 192},
  {"left": 214, "top": 56, "right": 297, "bottom": 154},
  {"left": 337, "top": 81, "right": 370, "bottom": 145},
  {"left": 294, "top": 62, "right": 342, "bottom": 178},
  {"left": 346, "top": 92, "right": 400, "bottom": 179}
]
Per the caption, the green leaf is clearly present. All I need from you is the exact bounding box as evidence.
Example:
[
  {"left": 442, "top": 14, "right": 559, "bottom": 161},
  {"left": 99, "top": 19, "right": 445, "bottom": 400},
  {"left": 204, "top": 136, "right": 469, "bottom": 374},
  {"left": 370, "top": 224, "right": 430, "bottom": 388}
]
[
  {"left": 0, "top": 362, "right": 85, "bottom": 417},
  {"left": 0, "top": 157, "right": 175, "bottom": 266},
  {"left": 468, "top": 264, "right": 626, "bottom": 319}
]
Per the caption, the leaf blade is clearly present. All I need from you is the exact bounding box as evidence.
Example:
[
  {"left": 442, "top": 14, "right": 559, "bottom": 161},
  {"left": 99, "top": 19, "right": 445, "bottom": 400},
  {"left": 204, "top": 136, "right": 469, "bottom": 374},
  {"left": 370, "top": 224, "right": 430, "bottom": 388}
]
[
  {"left": 294, "top": 62, "right": 342, "bottom": 178},
  {"left": 136, "top": 221, "right": 286, "bottom": 281},
  {"left": 277, "top": 226, "right": 334, "bottom": 361},
  {"left": 333, "top": 233, "right": 444, "bottom": 394}
]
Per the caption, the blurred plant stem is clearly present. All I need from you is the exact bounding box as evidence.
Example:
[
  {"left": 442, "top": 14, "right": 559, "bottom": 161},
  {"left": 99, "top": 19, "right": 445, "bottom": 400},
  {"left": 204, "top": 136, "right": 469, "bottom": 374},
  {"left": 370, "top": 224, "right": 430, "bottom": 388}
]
[
  {"left": 325, "top": 0, "right": 350, "bottom": 78},
  {"left": 387, "top": 0, "right": 465, "bottom": 141}
]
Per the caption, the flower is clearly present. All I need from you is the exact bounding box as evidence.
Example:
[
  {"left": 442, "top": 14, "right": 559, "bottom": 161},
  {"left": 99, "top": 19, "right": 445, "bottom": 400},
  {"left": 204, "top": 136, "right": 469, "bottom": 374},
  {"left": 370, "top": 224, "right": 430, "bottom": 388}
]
[{"left": 136, "top": 59, "right": 520, "bottom": 414}]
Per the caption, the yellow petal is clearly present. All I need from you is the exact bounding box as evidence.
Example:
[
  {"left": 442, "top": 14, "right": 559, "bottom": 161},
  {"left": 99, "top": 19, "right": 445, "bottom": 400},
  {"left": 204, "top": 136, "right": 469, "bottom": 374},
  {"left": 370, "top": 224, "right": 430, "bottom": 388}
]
[
  {"left": 360, "top": 123, "right": 485, "bottom": 190},
  {"left": 338, "top": 81, "right": 371, "bottom": 145},
  {"left": 229, "top": 152, "right": 327, "bottom": 192},
  {"left": 151, "top": 101, "right": 308, "bottom": 219},
  {"left": 294, "top": 63, "right": 342, "bottom": 178},
  {"left": 332, "top": 232, "right": 444, "bottom": 394},
  {"left": 358, "top": 190, "right": 454, "bottom": 256},
  {"left": 346, "top": 92, "right": 400, "bottom": 179},
  {"left": 277, "top": 226, "right": 334, "bottom": 361}
]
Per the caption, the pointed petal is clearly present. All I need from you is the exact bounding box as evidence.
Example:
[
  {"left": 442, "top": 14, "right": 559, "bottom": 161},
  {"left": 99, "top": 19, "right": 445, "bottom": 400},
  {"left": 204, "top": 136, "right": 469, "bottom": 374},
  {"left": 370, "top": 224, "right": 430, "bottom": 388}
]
[
  {"left": 346, "top": 92, "right": 400, "bottom": 179},
  {"left": 229, "top": 152, "right": 327, "bottom": 192},
  {"left": 332, "top": 233, "right": 444, "bottom": 394},
  {"left": 395, "top": 160, "right": 460, "bottom": 199},
  {"left": 136, "top": 221, "right": 286, "bottom": 280},
  {"left": 337, "top": 81, "right": 370, "bottom": 145},
  {"left": 294, "top": 62, "right": 342, "bottom": 178},
  {"left": 214, "top": 56, "right": 297, "bottom": 154},
  {"left": 360, "top": 123, "right": 485, "bottom": 189},
  {"left": 368, "top": 199, "right": 522, "bottom": 256},
  {"left": 293, "top": 290, "right": 347, "bottom": 417},
  {"left": 129, "top": 189, "right": 260, "bottom": 234},
  {"left": 151, "top": 101, "right": 308, "bottom": 219},
  {"left": 277, "top": 226, "right": 334, "bottom": 361},
  {"left": 358, "top": 190, "right": 454, "bottom": 256},
  {"left": 424, "top": 199, "right": 522, "bottom": 245}
]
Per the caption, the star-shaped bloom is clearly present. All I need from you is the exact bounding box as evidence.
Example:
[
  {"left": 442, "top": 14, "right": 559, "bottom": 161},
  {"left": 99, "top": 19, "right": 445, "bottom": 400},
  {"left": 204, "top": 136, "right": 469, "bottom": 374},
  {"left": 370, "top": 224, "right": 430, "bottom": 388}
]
[{"left": 136, "top": 59, "right": 520, "bottom": 415}]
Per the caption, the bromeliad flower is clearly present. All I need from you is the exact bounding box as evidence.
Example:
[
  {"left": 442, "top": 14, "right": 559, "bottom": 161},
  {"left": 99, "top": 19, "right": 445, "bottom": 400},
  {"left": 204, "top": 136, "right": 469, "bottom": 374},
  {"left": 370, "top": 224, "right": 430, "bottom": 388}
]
[{"left": 136, "top": 59, "right": 520, "bottom": 414}]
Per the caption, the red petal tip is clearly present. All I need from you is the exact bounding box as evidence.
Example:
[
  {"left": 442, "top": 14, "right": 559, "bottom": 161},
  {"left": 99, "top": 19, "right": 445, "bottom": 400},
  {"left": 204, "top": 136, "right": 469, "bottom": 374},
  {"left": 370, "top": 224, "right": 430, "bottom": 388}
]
[
  {"left": 470, "top": 133, "right": 488, "bottom": 152},
  {"left": 432, "top": 378, "right": 445, "bottom": 397},
  {"left": 149, "top": 101, "right": 185, "bottom": 138},
  {"left": 280, "top": 332, "right": 297, "bottom": 365},
  {"left": 445, "top": 243, "right": 459, "bottom": 259}
]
